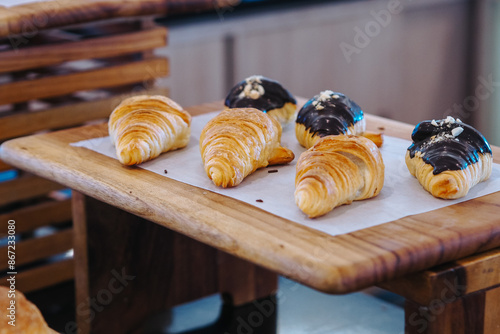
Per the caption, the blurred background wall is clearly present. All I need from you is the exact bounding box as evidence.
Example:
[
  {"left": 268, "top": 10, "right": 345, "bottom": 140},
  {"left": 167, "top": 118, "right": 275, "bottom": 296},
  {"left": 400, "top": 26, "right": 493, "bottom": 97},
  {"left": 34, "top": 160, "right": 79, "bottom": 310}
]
[{"left": 157, "top": 0, "right": 500, "bottom": 145}]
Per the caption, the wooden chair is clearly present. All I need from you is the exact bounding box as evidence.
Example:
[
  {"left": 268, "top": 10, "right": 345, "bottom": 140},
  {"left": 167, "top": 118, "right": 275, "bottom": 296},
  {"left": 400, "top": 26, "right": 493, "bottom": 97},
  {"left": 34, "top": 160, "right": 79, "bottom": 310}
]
[{"left": 0, "top": 3, "right": 170, "bottom": 294}]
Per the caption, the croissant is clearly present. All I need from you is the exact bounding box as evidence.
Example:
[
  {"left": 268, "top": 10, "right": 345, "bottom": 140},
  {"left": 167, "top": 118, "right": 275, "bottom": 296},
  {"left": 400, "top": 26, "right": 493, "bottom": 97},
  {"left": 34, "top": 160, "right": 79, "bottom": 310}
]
[
  {"left": 108, "top": 95, "right": 191, "bottom": 165},
  {"left": 295, "top": 135, "right": 385, "bottom": 218},
  {"left": 200, "top": 108, "right": 294, "bottom": 187},
  {"left": 406, "top": 117, "right": 492, "bottom": 199},
  {"left": 224, "top": 75, "right": 297, "bottom": 124},
  {"left": 295, "top": 90, "right": 383, "bottom": 148}
]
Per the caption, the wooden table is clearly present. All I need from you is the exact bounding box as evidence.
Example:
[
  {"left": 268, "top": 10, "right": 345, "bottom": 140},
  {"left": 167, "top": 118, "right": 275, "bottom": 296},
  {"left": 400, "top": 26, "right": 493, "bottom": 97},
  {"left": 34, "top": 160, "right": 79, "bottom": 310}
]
[{"left": 2, "top": 100, "right": 500, "bottom": 333}]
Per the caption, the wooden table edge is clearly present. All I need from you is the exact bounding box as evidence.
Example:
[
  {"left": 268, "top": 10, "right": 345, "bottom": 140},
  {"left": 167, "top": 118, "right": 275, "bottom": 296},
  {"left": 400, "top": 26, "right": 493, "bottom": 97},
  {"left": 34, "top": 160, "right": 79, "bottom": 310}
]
[{"left": 1, "top": 102, "right": 500, "bottom": 295}]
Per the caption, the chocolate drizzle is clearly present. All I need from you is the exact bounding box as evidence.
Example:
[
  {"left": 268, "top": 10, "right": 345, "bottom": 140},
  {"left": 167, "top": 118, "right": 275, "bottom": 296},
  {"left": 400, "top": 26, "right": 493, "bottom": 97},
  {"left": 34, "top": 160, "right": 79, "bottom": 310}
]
[
  {"left": 408, "top": 117, "right": 492, "bottom": 175},
  {"left": 224, "top": 75, "right": 296, "bottom": 112},
  {"left": 296, "top": 91, "right": 363, "bottom": 137}
]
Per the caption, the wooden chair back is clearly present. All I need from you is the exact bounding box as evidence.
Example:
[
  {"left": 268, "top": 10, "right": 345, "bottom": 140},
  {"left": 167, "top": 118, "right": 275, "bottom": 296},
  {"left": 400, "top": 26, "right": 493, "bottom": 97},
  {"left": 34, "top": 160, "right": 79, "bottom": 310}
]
[{"left": 0, "top": 16, "right": 169, "bottom": 293}]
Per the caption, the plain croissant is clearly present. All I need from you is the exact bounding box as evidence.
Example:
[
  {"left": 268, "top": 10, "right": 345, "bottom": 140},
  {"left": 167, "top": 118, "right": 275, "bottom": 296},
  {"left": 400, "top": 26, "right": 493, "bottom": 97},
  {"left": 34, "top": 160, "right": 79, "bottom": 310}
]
[
  {"left": 200, "top": 108, "right": 295, "bottom": 187},
  {"left": 109, "top": 95, "right": 191, "bottom": 165},
  {"left": 295, "top": 135, "right": 385, "bottom": 218}
]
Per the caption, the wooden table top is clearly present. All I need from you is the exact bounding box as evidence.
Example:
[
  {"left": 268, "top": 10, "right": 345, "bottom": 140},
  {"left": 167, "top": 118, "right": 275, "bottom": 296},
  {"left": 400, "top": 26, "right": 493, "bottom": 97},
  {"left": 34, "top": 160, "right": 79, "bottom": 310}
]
[{"left": 2, "top": 100, "right": 500, "bottom": 294}]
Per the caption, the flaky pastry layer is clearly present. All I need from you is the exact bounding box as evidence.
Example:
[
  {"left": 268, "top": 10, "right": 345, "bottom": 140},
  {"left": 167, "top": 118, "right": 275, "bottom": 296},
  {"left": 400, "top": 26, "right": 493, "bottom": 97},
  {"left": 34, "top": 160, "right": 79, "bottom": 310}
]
[
  {"left": 224, "top": 101, "right": 297, "bottom": 125},
  {"left": 405, "top": 151, "right": 492, "bottom": 199},
  {"left": 108, "top": 95, "right": 191, "bottom": 165},
  {"left": 295, "top": 118, "right": 366, "bottom": 149}
]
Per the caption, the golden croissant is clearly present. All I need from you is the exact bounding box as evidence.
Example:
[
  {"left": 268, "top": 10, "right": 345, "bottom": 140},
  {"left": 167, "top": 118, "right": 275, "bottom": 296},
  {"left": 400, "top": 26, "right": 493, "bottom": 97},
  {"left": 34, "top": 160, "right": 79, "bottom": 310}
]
[
  {"left": 295, "top": 135, "right": 385, "bottom": 218},
  {"left": 406, "top": 117, "right": 492, "bottom": 199},
  {"left": 200, "top": 108, "right": 294, "bottom": 187},
  {"left": 108, "top": 95, "right": 191, "bottom": 165}
]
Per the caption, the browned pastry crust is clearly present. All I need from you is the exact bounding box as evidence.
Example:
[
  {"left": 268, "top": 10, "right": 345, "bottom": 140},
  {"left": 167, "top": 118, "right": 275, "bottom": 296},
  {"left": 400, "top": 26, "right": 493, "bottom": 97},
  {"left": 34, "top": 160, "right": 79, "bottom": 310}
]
[
  {"left": 295, "top": 135, "right": 385, "bottom": 218},
  {"left": 295, "top": 120, "right": 364, "bottom": 149},
  {"left": 108, "top": 95, "right": 191, "bottom": 165},
  {"left": 405, "top": 151, "right": 492, "bottom": 199},
  {"left": 295, "top": 121, "right": 383, "bottom": 149},
  {"left": 0, "top": 286, "right": 53, "bottom": 334},
  {"left": 225, "top": 101, "right": 297, "bottom": 125},
  {"left": 200, "top": 108, "right": 294, "bottom": 187}
]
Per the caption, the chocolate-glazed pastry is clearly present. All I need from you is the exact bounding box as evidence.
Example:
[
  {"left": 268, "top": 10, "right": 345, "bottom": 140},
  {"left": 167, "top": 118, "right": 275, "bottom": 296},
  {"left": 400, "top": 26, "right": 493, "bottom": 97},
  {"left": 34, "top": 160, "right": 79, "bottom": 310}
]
[
  {"left": 405, "top": 116, "right": 492, "bottom": 199},
  {"left": 295, "top": 90, "right": 368, "bottom": 149},
  {"left": 224, "top": 75, "right": 297, "bottom": 124}
]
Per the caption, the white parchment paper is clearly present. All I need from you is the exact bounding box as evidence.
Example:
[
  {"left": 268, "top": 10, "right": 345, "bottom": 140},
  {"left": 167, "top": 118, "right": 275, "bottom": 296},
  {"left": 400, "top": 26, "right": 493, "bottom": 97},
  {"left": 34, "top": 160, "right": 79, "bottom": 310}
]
[{"left": 71, "top": 111, "right": 500, "bottom": 237}]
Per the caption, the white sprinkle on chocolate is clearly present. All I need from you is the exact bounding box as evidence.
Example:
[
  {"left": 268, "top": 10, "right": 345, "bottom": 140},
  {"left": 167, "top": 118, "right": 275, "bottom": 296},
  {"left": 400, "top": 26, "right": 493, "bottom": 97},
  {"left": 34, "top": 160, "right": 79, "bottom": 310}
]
[
  {"left": 249, "top": 89, "right": 260, "bottom": 99},
  {"left": 445, "top": 116, "right": 455, "bottom": 124},
  {"left": 318, "top": 90, "right": 334, "bottom": 101},
  {"left": 239, "top": 76, "right": 265, "bottom": 100},
  {"left": 452, "top": 126, "right": 464, "bottom": 137},
  {"left": 431, "top": 119, "right": 438, "bottom": 127}
]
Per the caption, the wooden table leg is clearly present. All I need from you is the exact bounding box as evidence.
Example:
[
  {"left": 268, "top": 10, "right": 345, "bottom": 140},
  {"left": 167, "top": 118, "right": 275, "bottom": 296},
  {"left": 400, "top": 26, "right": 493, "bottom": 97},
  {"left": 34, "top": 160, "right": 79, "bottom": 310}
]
[
  {"left": 379, "top": 247, "right": 500, "bottom": 334},
  {"left": 72, "top": 192, "right": 278, "bottom": 334}
]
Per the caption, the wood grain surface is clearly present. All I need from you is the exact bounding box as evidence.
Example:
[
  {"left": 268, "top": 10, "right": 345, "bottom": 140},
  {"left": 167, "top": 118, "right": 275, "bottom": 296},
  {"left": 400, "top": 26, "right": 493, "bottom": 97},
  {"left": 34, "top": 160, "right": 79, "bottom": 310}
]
[
  {"left": 380, "top": 247, "right": 500, "bottom": 306},
  {"left": 1, "top": 100, "right": 500, "bottom": 294},
  {"left": 0, "top": 0, "right": 238, "bottom": 38},
  {"left": 72, "top": 191, "right": 277, "bottom": 333},
  {"left": 381, "top": 247, "right": 500, "bottom": 333}
]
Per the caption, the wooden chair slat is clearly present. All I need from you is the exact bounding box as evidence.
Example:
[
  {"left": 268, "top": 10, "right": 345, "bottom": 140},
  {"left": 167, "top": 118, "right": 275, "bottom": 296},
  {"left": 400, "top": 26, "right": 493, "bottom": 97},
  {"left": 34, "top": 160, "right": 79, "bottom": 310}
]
[
  {"left": 0, "top": 27, "right": 167, "bottom": 73},
  {"left": 0, "top": 199, "right": 72, "bottom": 235},
  {"left": 0, "top": 228, "right": 73, "bottom": 271},
  {"left": 0, "top": 57, "right": 169, "bottom": 105},
  {"left": 0, "top": 87, "right": 169, "bottom": 141},
  {"left": 0, "top": 175, "right": 65, "bottom": 206},
  {"left": 0, "top": 258, "right": 74, "bottom": 294}
]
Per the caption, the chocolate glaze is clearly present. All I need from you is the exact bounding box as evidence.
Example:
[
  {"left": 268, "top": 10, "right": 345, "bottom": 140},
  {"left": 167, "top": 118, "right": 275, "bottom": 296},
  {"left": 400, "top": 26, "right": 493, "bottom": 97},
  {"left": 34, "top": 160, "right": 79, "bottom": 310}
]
[
  {"left": 296, "top": 91, "right": 363, "bottom": 137},
  {"left": 408, "top": 118, "right": 492, "bottom": 175},
  {"left": 224, "top": 76, "right": 296, "bottom": 112}
]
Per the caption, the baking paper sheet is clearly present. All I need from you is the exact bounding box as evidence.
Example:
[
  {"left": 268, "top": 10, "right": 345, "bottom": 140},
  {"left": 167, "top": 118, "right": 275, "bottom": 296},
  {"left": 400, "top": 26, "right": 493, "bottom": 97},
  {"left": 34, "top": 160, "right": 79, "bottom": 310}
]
[{"left": 71, "top": 111, "right": 500, "bottom": 237}]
